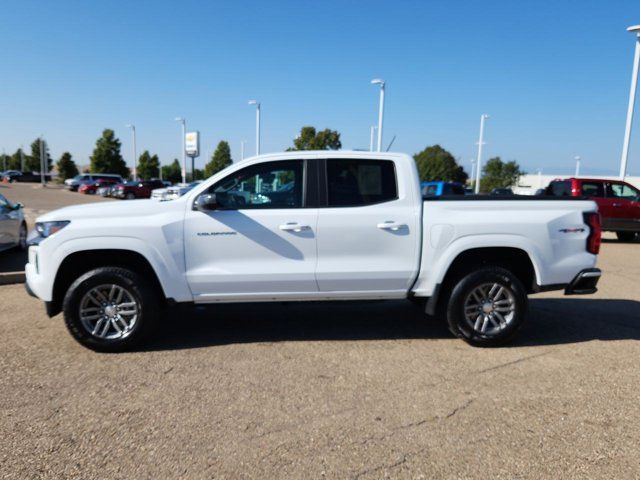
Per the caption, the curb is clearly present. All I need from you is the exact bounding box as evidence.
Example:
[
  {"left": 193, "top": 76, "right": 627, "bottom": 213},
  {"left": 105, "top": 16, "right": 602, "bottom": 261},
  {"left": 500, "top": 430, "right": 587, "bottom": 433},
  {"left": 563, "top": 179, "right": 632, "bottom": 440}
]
[{"left": 0, "top": 271, "right": 26, "bottom": 285}]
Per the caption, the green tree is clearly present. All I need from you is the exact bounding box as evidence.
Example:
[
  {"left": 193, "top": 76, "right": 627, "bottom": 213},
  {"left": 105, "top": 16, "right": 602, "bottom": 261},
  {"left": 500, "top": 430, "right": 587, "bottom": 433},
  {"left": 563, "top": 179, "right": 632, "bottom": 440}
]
[
  {"left": 287, "top": 126, "right": 342, "bottom": 151},
  {"left": 479, "top": 157, "right": 524, "bottom": 193},
  {"left": 89, "top": 129, "right": 129, "bottom": 177},
  {"left": 56, "top": 152, "right": 79, "bottom": 180},
  {"left": 204, "top": 141, "right": 233, "bottom": 178},
  {"left": 161, "top": 159, "right": 182, "bottom": 184},
  {"left": 193, "top": 168, "right": 204, "bottom": 181},
  {"left": 5, "top": 149, "right": 24, "bottom": 170},
  {"left": 137, "top": 150, "right": 160, "bottom": 179},
  {"left": 413, "top": 145, "right": 468, "bottom": 183},
  {"left": 26, "top": 138, "right": 52, "bottom": 172}
]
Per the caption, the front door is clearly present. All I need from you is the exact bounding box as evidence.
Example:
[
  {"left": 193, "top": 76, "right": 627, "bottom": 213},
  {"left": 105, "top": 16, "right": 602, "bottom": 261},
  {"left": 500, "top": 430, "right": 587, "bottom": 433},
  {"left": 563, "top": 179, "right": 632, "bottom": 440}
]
[
  {"left": 315, "top": 157, "right": 420, "bottom": 296},
  {"left": 184, "top": 159, "right": 319, "bottom": 302}
]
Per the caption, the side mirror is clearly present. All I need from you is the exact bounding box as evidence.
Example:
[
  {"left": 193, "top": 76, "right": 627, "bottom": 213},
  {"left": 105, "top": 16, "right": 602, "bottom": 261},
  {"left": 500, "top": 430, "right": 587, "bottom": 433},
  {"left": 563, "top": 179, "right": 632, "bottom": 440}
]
[
  {"left": 194, "top": 193, "right": 219, "bottom": 212},
  {"left": 12, "top": 202, "right": 23, "bottom": 210}
]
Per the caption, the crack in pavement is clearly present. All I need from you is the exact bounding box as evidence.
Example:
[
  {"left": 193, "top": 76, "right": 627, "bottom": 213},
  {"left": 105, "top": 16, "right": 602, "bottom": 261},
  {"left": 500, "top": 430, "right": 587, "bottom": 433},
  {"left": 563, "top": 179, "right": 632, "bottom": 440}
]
[{"left": 475, "top": 350, "right": 551, "bottom": 374}]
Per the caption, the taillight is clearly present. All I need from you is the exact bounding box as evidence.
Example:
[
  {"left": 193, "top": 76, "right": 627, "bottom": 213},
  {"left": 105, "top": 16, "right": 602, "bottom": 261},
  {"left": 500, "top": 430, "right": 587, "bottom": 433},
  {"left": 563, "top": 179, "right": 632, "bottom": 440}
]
[{"left": 583, "top": 212, "right": 601, "bottom": 255}]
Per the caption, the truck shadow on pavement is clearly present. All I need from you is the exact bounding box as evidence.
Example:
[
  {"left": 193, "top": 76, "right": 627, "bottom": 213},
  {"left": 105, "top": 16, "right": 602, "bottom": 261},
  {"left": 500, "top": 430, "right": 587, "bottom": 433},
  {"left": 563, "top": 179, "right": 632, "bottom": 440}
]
[{"left": 142, "top": 298, "right": 640, "bottom": 351}]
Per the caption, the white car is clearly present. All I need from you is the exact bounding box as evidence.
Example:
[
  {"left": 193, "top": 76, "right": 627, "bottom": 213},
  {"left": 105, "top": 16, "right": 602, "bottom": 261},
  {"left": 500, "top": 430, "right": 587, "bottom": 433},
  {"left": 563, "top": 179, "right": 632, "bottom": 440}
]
[
  {"left": 0, "top": 193, "right": 27, "bottom": 252},
  {"left": 25, "top": 151, "right": 601, "bottom": 351},
  {"left": 151, "top": 181, "right": 202, "bottom": 201}
]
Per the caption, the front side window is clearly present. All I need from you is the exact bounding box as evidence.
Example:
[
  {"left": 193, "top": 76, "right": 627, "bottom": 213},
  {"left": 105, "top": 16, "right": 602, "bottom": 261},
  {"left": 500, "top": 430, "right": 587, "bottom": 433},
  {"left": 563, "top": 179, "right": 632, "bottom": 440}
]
[
  {"left": 608, "top": 183, "right": 639, "bottom": 200},
  {"left": 0, "top": 194, "right": 9, "bottom": 210},
  {"left": 423, "top": 184, "right": 438, "bottom": 196},
  {"left": 208, "top": 160, "right": 304, "bottom": 209},
  {"left": 327, "top": 159, "right": 397, "bottom": 207},
  {"left": 581, "top": 182, "right": 605, "bottom": 198}
]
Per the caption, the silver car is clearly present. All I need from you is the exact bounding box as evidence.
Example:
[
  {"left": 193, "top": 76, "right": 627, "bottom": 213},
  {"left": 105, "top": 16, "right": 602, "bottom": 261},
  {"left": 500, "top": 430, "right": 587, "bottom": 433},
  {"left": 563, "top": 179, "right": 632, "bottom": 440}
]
[{"left": 0, "top": 192, "right": 27, "bottom": 252}]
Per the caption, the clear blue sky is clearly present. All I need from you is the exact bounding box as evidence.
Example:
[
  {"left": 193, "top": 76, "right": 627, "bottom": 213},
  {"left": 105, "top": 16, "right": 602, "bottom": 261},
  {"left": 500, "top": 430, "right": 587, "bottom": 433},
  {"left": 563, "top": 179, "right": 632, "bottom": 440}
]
[{"left": 1, "top": 0, "right": 639, "bottom": 176}]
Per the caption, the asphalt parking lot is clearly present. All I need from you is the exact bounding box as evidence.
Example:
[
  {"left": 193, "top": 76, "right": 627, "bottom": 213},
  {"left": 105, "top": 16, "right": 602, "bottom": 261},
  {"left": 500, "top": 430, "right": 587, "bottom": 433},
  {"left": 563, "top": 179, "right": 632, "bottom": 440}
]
[{"left": 1, "top": 185, "right": 640, "bottom": 479}]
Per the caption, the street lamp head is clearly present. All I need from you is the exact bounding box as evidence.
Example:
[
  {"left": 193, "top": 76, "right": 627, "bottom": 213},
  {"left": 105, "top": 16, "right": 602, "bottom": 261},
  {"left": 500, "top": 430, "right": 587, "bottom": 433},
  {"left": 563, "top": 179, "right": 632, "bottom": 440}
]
[
  {"left": 126, "top": 124, "right": 134, "bottom": 129},
  {"left": 627, "top": 25, "right": 640, "bottom": 33},
  {"left": 174, "top": 117, "right": 184, "bottom": 123},
  {"left": 371, "top": 78, "right": 385, "bottom": 86},
  {"left": 482, "top": 114, "right": 490, "bottom": 119},
  {"left": 248, "top": 100, "right": 259, "bottom": 106}
]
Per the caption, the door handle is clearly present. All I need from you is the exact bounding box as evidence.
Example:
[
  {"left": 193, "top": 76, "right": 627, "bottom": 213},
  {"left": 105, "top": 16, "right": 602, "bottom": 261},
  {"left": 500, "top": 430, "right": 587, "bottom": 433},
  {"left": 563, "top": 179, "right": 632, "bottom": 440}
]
[
  {"left": 613, "top": 203, "right": 622, "bottom": 207},
  {"left": 279, "top": 222, "right": 311, "bottom": 232},
  {"left": 377, "top": 221, "right": 407, "bottom": 231}
]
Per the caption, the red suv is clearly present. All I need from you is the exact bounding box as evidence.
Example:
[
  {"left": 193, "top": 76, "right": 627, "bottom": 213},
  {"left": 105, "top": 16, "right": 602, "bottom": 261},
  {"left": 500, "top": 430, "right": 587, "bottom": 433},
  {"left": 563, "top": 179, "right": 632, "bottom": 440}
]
[
  {"left": 113, "top": 179, "right": 165, "bottom": 200},
  {"left": 546, "top": 178, "right": 640, "bottom": 242},
  {"left": 78, "top": 178, "right": 119, "bottom": 195}
]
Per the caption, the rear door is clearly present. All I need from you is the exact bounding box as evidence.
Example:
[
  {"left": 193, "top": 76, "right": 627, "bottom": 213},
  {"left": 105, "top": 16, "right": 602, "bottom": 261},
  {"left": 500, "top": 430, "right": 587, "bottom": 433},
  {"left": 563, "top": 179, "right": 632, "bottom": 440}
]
[
  {"left": 606, "top": 181, "right": 640, "bottom": 231},
  {"left": 315, "top": 157, "right": 420, "bottom": 296}
]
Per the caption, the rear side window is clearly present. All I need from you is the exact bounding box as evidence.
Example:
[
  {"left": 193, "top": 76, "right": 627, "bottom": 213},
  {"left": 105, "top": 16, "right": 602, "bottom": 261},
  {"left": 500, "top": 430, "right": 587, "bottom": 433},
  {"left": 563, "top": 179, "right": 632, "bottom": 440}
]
[
  {"left": 546, "top": 181, "right": 571, "bottom": 196},
  {"left": 581, "top": 182, "right": 605, "bottom": 198},
  {"left": 327, "top": 159, "right": 397, "bottom": 207}
]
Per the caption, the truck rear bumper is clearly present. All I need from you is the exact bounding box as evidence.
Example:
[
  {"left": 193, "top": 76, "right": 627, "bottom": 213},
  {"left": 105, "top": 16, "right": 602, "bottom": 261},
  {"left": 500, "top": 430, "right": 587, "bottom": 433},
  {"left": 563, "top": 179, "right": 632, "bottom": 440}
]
[{"left": 564, "top": 268, "right": 601, "bottom": 295}]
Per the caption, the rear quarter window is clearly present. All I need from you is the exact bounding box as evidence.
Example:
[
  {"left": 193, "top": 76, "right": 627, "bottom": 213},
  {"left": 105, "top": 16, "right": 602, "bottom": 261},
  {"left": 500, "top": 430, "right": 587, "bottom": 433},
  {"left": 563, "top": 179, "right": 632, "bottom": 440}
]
[{"left": 546, "top": 181, "right": 572, "bottom": 196}]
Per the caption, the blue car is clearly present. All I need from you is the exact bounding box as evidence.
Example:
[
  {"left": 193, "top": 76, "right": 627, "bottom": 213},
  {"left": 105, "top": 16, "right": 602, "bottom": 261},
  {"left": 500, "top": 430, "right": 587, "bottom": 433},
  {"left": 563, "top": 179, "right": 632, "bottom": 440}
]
[{"left": 421, "top": 181, "right": 466, "bottom": 196}]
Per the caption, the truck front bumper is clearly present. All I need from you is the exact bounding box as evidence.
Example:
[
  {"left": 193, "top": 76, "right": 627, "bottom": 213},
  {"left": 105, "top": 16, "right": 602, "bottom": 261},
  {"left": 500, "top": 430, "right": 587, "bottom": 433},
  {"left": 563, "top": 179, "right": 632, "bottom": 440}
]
[{"left": 565, "top": 268, "right": 601, "bottom": 295}]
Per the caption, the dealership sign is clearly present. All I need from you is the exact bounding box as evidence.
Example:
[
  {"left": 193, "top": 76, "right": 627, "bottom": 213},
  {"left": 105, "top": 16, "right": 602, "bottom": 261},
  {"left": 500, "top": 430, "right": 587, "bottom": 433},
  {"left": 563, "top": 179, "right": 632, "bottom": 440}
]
[{"left": 185, "top": 131, "right": 200, "bottom": 157}]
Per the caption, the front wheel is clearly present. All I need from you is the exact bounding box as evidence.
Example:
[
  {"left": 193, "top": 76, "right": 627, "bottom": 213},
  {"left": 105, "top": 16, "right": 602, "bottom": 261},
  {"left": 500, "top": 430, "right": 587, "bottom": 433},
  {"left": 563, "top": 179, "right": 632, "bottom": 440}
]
[
  {"left": 62, "top": 267, "right": 158, "bottom": 352},
  {"left": 126, "top": 192, "right": 135, "bottom": 200},
  {"left": 445, "top": 266, "right": 528, "bottom": 347},
  {"left": 16, "top": 222, "right": 27, "bottom": 250}
]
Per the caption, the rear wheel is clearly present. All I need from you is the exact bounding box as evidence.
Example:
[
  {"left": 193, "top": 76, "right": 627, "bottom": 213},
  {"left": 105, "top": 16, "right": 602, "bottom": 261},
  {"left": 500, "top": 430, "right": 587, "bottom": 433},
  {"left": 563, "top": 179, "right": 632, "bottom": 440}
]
[
  {"left": 616, "top": 231, "right": 637, "bottom": 242},
  {"left": 126, "top": 192, "right": 135, "bottom": 200},
  {"left": 445, "top": 266, "right": 528, "bottom": 347},
  {"left": 62, "top": 267, "right": 158, "bottom": 352}
]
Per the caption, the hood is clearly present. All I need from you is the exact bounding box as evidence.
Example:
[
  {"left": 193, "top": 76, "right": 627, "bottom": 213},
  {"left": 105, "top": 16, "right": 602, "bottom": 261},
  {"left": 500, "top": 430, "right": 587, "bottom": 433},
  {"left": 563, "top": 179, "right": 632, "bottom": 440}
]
[{"left": 37, "top": 199, "right": 182, "bottom": 223}]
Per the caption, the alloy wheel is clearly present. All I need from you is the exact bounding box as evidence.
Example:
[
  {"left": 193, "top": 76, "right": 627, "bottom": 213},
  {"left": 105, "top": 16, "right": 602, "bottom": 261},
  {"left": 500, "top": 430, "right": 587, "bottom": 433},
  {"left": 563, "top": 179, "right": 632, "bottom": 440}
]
[
  {"left": 463, "top": 282, "right": 516, "bottom": 336},
  {"left": 79, "top": 284, "right": 139, "bottom": 340}
]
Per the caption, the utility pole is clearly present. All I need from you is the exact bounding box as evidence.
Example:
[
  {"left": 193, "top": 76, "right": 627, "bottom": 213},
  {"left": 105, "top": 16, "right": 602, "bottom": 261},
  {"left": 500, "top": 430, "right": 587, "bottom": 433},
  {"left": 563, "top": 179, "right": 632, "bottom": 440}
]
[
  {"left": 574, "top": 156, "right": 581, "bottom": 177},
  {"left": 369, "top": 126, "right": 377, "bottom": 152},
  {"left": 39, "top": 138, "right": 46, "bottom": 186}
]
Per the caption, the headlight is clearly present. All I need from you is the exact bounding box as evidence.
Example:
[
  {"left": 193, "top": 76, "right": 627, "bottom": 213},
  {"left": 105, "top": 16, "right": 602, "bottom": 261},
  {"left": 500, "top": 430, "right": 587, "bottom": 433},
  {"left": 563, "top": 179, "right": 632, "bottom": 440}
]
[{"left": 35, "top": 221, "right": 70, "bottom": 237}]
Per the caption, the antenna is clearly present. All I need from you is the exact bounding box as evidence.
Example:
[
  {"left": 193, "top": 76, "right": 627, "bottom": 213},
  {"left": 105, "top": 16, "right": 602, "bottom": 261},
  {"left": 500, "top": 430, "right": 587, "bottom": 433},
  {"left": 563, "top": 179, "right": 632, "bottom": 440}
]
[{"left": 385, "top": 135, "right": 396, "bottom": 152}]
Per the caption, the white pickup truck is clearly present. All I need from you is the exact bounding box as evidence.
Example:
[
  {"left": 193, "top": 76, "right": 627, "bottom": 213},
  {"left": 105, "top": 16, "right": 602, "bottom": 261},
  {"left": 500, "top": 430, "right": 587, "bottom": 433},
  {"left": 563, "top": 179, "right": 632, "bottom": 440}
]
[{"left": 25, "top": 151, "right": 602, "bottom": 351}]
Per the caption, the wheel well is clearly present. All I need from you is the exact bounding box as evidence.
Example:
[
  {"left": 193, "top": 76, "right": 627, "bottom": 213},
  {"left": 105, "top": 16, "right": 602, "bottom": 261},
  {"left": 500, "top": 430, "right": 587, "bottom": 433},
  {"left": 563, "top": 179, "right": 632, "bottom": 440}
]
[
  {"left": 440, "top": 247, "right": 537, "bottom": 295},
  {"left": 50, "top": 249, "right": 166, "bottom": 316}
]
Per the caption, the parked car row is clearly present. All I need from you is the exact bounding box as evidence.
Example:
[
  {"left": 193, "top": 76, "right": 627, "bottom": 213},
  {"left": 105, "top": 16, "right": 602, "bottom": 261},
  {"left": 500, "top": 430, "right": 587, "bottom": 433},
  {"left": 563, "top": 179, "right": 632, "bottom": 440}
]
[
  {"left": 65, "top": 174, "right": 175, "bottom": 200},
  {"left": 1, "top": 170, "right": 52, "bottom": 183}
]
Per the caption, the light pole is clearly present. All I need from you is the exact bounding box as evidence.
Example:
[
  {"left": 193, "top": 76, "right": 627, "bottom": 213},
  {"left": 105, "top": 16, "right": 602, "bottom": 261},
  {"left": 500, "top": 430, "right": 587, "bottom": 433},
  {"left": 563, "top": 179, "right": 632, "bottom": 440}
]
[
  {"left": 126, "top": 124, "right": 137, "bottom": 180},
  {"left": 470, "top": 159, "right": 476, "bottom": 189},
  {"left": 175, "top": 117, "right": 186, "bottom": 183},
  {"left": 248, "top": 100, "right": 261, "bottom": 155},
  {"left": 474, "top": 114, "right": 489, "bottom": 194},
  {"left": 574, "top": 156, "right": 581, "bottom": 177},
  {"left": 620, "top": 25, "right": 640, "bottom": 180},
  {"left": 369, "top": 126, "right": 377, "bottom": 152},
  {"left": 371, "top": 79, "right": 385, "bottom": 152}
]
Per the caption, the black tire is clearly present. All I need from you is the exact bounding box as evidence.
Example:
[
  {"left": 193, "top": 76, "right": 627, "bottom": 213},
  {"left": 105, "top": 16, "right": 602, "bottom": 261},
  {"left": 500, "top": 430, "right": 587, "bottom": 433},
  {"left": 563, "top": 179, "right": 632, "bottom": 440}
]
[
  {"left": 126, "top": 192, "right": 135, "bottom": 200},
  {"left": 616, "top": 231, "right": 637, "bottom": 242},
  {"left": 16, "top": 222, "right": 27, "bottom": 251},
  {"left": 445, "top": 266, "right": 528, "bottom": 347},
  {"left": 62, "top": 267, "right": 158, "bottom": 352}
]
